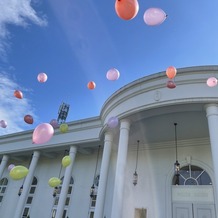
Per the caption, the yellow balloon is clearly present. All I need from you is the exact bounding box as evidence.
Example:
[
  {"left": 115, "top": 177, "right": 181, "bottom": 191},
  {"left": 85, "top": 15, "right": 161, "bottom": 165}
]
[
  {"left": 59, "top": 123, "right": 68, "bottom": 133},
  {"left": 48, "top": 177, "right": 61, "bottom": 187},
  {"left": 9, "top": 165, "right": 29, "bottom": 180},
  {"left": 62, "top": 155, "right": 71, "bottom": 167}
]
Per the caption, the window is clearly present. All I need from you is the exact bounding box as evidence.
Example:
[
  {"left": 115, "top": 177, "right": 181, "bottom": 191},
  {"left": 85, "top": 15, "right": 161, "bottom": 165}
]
[
  {"left": 91, "top": 195, "right": 97, "bottom": 207},
  {"left": 89, "top": 211, "right": 94, "bottom": 218},
  {"left": 51, "top": 176, "right": 74, "bottom": 218},
  {"left": 22, "top": 177, "right": 37, "bottom": 217},
  {"left": 0, "top": 178, "right": 8, "bottom": 206},
  {"left": 172, "top": 165, "right": 212, "bottom": 185},
  {"left": 88, "top": 175, "right": 100, "bottom": 218}
]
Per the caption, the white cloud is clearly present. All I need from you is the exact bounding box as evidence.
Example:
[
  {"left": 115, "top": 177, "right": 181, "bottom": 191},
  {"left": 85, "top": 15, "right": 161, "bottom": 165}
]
[
  {"left": 0, "top": 71, "right": 38, "bottom": 135},
  {"left": 0, "top": 0, "right": 47, "bottom": 58}
]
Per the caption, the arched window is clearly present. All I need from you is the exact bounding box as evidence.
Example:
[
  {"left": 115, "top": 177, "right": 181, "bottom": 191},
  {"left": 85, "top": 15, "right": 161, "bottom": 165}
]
[
  {"left": 22, "top": 176, "right": 38, "bottom": 217},
  {"left": 0, "top": 178, "right": 8, "bottom": 206},
  {"left": 172, "top": 165, "right": 212, "bottom": 185},
  {"left": 51, "top": 176, "right": 74, "bottom": 218}
]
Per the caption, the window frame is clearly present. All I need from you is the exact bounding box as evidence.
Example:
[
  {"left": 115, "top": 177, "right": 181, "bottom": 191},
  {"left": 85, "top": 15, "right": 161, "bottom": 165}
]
[{"left": 0, "top": 177, "right": 8, "bottom": 207}]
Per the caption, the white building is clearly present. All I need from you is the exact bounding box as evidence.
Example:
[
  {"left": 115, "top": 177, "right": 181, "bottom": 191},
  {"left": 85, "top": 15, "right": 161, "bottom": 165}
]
[{"left": 0, "top": 65, "right": 217, "bottom": 218}]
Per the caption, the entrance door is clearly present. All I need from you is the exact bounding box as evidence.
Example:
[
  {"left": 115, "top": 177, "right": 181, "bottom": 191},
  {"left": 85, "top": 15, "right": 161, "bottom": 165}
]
[
  {"left": 193, "top": 204, "right": 216, "bottom": 218},
  {"left": 173, "top": 203, "right": 216, "bottom": 218}
]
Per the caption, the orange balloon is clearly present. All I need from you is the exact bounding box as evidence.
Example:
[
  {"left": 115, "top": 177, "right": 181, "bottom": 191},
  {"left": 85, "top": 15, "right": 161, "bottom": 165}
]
[
  {"left": 24, "top": 115, "right": 34, "bottom": 124},
  {"left": 115, "top": 0, "right": 139, "bottom": 20},
  {"left": 166, "top": 66, "right": 177, "bottom": 79},
  {"left": 14, "top": 90, "right": 23, "bottom": 99},
  {"left": 87, "top": 81, "right": 96, "bottom": 90}
]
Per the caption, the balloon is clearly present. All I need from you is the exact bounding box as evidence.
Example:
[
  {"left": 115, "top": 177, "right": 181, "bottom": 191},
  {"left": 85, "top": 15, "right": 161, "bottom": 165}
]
[
  {"left": 8, "top": 164, "right": 15, "bottom": 171},
  {"left": 207, "top": 77, "right": 217, "bottom": 87},
  {"left": 106, "top": 68, "right": 120, "bottom": 81},
  {"left": 115, "top": 0, "right": 139, "bottom": 20},
  {"left": 14, "top": 90, "right": 23, "bottom": 99},
  {"left": 0, "top": 120, "right": 7, "bottom": 128},
  {"left": 62, "top": 155, "right": 71, "bottom": 167},
  {"left": 167, "top": 80, "right": 176, "bottom": 89},
  {"left": 87, "top": 81, "right": 96, "bottom": 90},
  {"left": 166, "top": 66, "right": 177, "bottom": 79},
  {"left": 24, "top": 115, "right": 33, "bottom": 124},
  {"left": 59, "top": 123, "right": 69, "bottom": 133},
  {"left": 143, "top": 8, "right": 167, "bottom": 26},
  {"left": 9, "top": 165, "right": 29, "bottom": 180},
  {"left": 37, "top": 72, "right": 48, "bottom": 83},
  {"left": 107, "top": 116, "right": 119, "bottom": 128},
  {"left": 48, "top": 177, "right": 61, "bottom": 188},
  {"left": 32, "top": 123, "right": 54, "bottom": 144},
  {"left": 50, "top": 119, "right": 59, "bottom": 128}
]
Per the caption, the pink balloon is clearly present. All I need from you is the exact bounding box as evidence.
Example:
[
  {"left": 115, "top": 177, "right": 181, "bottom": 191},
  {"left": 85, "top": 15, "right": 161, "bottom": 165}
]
[
  {"left": 207, "top": 77, "right": 217, "bottom": 87},
  {"left": 32, "top": 123, "right": 54, "bottom": 144},
  {"left": 107, "top": 117, "right": 119, "bottom": 128},
  {"left": 106, "top": 68, "right": 120, "bottom": 81},
  {"left": 143, "top": 8, "right": 167, "bottom": 26},
  {"left": 0, "top": 120, "right": 7, "bottom": 128},
  {"left": 37, "top": 72, "right": 48, "bottom": 83}
]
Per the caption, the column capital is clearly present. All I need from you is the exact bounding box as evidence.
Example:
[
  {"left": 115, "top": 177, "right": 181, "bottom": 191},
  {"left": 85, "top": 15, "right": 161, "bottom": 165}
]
[
  {"left": 69, "top": 145, "right": 77, "bottom": 154},
  {"left": 204, "top": 104, "right": 218, "bottom": 117},
  {"left": 104, "top": 131, "right": 113, "bottom": 141},
  {"left": 120, "top": 118, "right": 131, "bottom": 130},
  {"left": 32, "top": 151, "right": 40, "bottom": 158},
  {"left": 1, "top": 155, "right": 9, "bottom": 162}
]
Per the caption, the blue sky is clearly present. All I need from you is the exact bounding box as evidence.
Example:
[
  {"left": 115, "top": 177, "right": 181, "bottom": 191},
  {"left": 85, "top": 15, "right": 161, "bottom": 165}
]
[{"left": 0, "top": 0, "right": 218, "bottom": 135}]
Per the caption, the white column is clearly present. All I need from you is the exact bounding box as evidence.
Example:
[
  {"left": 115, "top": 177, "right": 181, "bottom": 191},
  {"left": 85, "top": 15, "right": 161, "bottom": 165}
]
[
  {"left": 13, "top": 151, "right": 40, "bottom": 218},
  {"left": 111, "top": 119, "right": 131, "bottom": 218},
  {"left": 55, "top": 146, "right": 77, "bottom": 218},
  {"left": 0, "top": 155, "right": 9, "bottom": 179},
  {"left": 94, "top": 131, "right": 113, "bottom": 218},
  {"left": 205, "top": 104, "right": 218, "bottom": 197}
]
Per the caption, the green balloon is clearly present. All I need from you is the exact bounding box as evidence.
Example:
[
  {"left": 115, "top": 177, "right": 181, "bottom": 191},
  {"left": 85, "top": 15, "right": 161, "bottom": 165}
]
[
  {"left": 48, "top": 177, "right": 61, "bottom": 187},
  {"left": 59, "top": 123, "right": 69, "bottom": 133},
  {"left": 9, "top": 165, "right": 29, "bottom": 180},
  {"left": 62, "top": 155, "right": 71, "bottom": 167}
]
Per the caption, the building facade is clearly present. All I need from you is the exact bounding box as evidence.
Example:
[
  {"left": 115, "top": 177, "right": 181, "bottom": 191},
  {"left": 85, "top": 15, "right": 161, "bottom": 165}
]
[{"left": 0, "top": 65, "right": 217, "bottom": 218}]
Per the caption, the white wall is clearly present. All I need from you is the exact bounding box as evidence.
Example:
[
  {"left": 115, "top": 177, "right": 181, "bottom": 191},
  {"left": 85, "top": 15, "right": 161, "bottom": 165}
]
[
  {"left": 113, "top": 143, "right": 212, "bottom": 218},
  {"left": 0, "top": 141, "right": 213, "bottom": 218}
]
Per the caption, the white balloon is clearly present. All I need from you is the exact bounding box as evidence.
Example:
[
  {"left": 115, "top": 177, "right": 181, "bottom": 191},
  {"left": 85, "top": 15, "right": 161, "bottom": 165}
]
[
  {"left": 106, "top": 68, "right": 120, "bottom": 81},
  {"left": 143, "top": 8, "right": 167, "bottom": 26}
]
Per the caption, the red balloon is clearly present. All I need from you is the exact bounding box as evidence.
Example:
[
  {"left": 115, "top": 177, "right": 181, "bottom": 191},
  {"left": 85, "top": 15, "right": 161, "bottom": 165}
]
[
  {"left": 167, "top": 80, "right": 176, "bottom": 89},
  {"left": 24, "top": 115, "right": 33, "bottom": 124},
  {"left": 87, "top": 81, "right": 96, "bottom": 90},
  {"left": 50, "top": 119, "right": 59, "bottom": 128},
  {"left": 166, "top": 66, "right": 177, "bottom": 79},
  {"left": 115, "top": 0, "right": 139, "bottom": 20},
  {"left": 14, "top": 90, "right": 23, "bottom": 99}
]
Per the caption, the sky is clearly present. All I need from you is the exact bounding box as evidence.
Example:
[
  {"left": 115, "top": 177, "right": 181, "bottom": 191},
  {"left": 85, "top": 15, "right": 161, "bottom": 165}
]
[{"left": 0, "top": 0, "right": 218, "bottom": 135}]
